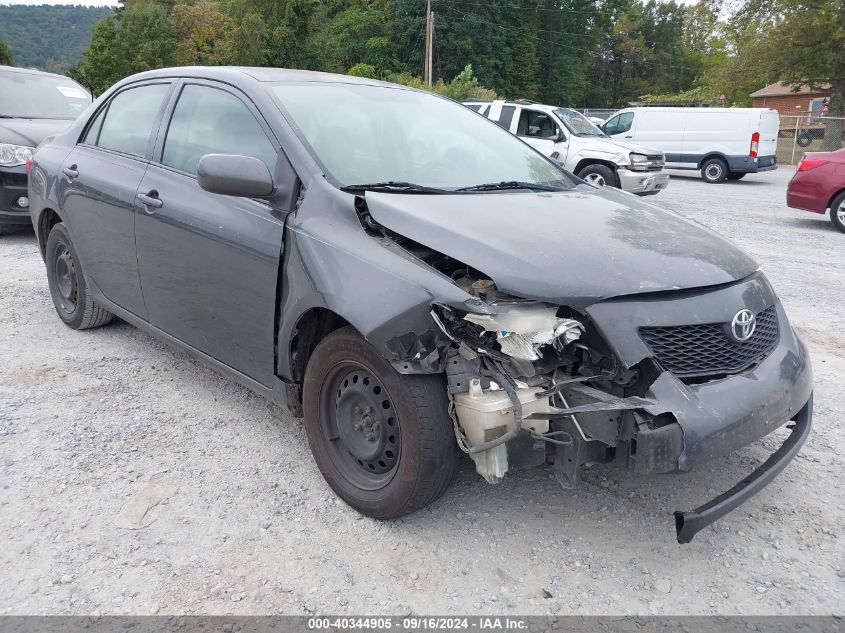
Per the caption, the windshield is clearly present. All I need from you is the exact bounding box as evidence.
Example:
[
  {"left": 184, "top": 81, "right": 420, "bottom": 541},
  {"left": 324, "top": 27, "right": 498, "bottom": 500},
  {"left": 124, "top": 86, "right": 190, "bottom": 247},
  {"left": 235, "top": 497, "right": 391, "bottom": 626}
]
[
  {"left": 554, "top": 108, "right": 606, "bottom": 137},
  {"left": 0, "top": 70, "right": 92, "bottom": 120},
  {"left": 268, "top": 82, "right": 574, "bottom": 190}
]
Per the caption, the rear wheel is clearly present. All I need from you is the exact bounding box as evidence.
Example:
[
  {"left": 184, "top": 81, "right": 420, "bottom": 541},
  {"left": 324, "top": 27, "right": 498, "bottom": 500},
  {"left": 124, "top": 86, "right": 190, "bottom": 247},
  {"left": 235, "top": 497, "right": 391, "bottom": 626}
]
[
  {"left": 302, "top": 327, "right": 458, "bottom": 518},
  {"left": 45, "top": 223, "right": 113, "bottom": 330},
  {"left": 577, "top": 164, "right": 618, "bottom": 188},
  {"left": 726, "top": 172, "right": 746, "bottom": 181},
  {"left": 701, "top": 158, "right": 728, "bottom": 184},
  {"left": 797, "top": 133, "right": 812, "bottom": 147},
  {"left": 831, "top": 191, "right": 845, "bottom": 234}
]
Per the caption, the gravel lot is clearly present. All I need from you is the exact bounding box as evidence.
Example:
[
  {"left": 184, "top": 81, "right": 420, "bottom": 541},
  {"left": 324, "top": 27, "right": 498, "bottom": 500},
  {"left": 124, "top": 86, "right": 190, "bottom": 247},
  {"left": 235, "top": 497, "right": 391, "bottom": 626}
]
[{"left": 1, "top": 166, "right": 843, "bottom": 616}]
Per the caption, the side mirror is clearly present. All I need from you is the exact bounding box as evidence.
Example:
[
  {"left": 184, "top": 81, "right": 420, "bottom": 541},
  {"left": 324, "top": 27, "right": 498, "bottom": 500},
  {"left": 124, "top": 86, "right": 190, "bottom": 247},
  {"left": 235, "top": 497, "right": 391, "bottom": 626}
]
[
  {"left": 197, "top": 154, "right": 274, "bottom": 197},
  {"left": 555, "top": 130, "right": 567, "bottom": 143}
]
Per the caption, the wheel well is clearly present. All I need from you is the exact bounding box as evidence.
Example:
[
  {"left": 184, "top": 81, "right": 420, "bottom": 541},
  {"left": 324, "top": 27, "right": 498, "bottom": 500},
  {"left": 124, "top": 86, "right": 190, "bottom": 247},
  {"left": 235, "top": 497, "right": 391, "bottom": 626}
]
[
  {"left": 573, "top": 159, "right": 617, "bottom": 176},
  {"left": 287, "top": 307, "right": 350, "bottom": 400},
  {"left": 698, "top": 154, "right": 727, "bottom": 169},
  {"left": 829, "top": 188, "right": 845, "bottom": 210},
  {"left": 37, "top": 208, "right": 62, "bottom": 259}
]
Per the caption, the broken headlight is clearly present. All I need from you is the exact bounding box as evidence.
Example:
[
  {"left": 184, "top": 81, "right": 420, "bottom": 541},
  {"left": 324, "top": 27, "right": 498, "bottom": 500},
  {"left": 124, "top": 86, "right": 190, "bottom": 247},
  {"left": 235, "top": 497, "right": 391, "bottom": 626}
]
[{"left": 463, "top": 303, "right": 583, "bottom": 361}]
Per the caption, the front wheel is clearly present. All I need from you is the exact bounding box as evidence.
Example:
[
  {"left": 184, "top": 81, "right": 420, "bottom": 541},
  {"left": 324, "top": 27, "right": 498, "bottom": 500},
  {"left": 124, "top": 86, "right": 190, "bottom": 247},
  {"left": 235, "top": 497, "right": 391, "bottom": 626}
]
[
  {"left": 831, "top": 191, "right": 845, "bottom": 234},
  {"left": 45, "top": 223, "right": 113, "bottom": 330},
  {"left": 577, "top": 164, "right": 618, "bottom": 188},
  {"left": 302, "top": 327, "right": 458, "bottom": 518},
  {"left": 701, "top": 158, "right": 728, "bottom": 183}
]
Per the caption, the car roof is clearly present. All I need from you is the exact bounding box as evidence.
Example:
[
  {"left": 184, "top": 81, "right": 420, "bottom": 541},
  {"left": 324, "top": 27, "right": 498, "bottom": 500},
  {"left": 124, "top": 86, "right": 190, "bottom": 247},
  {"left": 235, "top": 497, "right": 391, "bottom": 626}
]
[
  {"left": 0, "top": 64, "right": 81, "bottom": 82},
  {"left": 121, "top": 66, "right": 406, "bottom": 89}
]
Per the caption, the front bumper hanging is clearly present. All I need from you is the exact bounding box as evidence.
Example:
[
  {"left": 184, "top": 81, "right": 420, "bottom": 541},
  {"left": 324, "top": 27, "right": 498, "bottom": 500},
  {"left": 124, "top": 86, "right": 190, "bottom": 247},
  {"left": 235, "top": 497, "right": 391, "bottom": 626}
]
[{"left": 674, "top": 395, "right": 812, "bottom": 544}]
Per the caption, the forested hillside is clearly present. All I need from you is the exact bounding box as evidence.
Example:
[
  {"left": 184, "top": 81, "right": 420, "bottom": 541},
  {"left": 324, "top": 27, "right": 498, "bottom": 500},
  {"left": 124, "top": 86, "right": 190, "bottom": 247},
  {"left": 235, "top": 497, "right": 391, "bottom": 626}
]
[{"left": 0, "top": 5, "right": 112, "bottom": 71}]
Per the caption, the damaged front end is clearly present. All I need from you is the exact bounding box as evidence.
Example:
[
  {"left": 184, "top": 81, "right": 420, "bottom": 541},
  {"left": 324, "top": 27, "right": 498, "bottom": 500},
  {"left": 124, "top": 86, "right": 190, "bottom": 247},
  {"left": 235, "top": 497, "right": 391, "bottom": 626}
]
[
  {"left": 424, "top": 271, "right": 812, "bottom": 544},
  {"left": 347, "top": 192, "right": 812, "bottom": 544}
]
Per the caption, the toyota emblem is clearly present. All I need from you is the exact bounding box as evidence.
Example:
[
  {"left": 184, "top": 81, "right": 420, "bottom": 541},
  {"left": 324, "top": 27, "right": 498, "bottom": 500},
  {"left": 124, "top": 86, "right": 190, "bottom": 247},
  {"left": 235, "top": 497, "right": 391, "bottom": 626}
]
[{"left": 729, "top": 309, "right": 756, "bottom": 343}]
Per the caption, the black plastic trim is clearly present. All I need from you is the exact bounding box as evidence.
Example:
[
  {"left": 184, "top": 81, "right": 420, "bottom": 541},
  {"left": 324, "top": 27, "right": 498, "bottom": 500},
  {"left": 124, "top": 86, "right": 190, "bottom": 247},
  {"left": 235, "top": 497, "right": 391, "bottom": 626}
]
[{"left": 674, "top": 395, "right": 812, "bottom": 544}]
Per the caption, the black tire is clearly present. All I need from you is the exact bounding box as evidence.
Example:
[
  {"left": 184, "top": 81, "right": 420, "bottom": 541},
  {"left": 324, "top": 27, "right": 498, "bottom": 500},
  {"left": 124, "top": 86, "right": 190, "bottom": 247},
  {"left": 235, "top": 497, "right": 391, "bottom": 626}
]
[
  {"left": 726, "top": 172, "right": 746, "bottom": 181},
  {"left": 303, "top": 326, "right": 458, "bottom": 519},
  {"left": 701, "top": 157, "right": 728, "bottom": 183},
  {"left": 577, "top": 164, "right": 618, "bottom": 189},
  {"left": 831, "top": 191, "right": 845, "bottom": 234},
  {"left": 797, "top": 133, "right": 812, "bottom": 148},
  {"left": 45, "top": 223, "right": 113, "bottom": 330}
]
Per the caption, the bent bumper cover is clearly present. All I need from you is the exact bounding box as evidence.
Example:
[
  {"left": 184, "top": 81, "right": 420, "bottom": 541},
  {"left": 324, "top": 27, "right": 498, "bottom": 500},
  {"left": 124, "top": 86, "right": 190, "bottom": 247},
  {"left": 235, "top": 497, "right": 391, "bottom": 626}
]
[
  {"left": 674, "top": 395, "right": 812, "bottom": 543},
  {"left": 618, "top": 169, "right": 670, "bottom": 195}
]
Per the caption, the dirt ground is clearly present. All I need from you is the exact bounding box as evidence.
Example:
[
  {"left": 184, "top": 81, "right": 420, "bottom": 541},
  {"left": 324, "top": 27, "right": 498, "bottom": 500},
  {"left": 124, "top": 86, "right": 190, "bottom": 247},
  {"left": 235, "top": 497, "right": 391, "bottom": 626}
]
[{"left": 1, "top": 167, "right": 843, "bottom": 616}]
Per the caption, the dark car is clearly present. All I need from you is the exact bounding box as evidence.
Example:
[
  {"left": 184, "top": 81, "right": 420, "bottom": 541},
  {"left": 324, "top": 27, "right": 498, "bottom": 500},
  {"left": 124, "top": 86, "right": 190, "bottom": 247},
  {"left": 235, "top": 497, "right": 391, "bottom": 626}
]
[
  {"left": 0, "top": 65, "right": 91, "bottom": 233},
  {"left": 786, "top": 149, "right": 845, "bottom": 233},
  {"left": 28, "top": 67, "right": 813, "bottom": 543}
]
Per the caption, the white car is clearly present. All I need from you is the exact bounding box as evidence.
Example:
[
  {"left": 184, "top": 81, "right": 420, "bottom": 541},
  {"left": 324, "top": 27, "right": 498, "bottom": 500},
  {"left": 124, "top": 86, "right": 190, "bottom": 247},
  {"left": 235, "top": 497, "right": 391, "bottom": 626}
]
[
  {"left": 601, "top": 107, "right": 780, "bottom": 183},
  {"left": 464, "top": 99, "right": 669, "bottom": 196}
]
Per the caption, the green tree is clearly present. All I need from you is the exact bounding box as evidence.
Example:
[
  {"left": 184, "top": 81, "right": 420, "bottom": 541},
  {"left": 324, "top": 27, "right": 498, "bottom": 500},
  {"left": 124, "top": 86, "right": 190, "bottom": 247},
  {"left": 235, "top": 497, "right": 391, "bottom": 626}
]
[
  {"left": 0, "top": 39, "right": 13, "bottom": 66},
  {"left": 730, "top": 0, "right": 844, "bottom": 149},
  {"left": 71, "top": 0, "right": 177, "bottom": 95},
  {"left": 172, "top": 0, "right": 233, "bottom": 66}
]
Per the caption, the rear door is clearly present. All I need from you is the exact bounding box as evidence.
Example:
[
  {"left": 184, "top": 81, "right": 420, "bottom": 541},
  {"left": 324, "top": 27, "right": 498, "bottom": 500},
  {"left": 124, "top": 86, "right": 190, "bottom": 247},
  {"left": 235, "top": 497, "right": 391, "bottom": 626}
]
[
  {"left": 58, "top": 81, "right": 173, "bottom": 318},
  {"left": 134, "top": 80, "right": 290, "bottom": 385},
  {"left": 758, "top": 110, "right": 780, "bottom": 158}
]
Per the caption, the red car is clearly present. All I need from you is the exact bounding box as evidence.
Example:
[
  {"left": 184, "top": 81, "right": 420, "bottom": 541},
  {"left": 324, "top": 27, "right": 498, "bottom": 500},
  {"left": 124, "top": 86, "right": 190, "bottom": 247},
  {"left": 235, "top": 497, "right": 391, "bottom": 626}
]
[{"left": 787, "top": 149, "right": 845, "bottom": 233}]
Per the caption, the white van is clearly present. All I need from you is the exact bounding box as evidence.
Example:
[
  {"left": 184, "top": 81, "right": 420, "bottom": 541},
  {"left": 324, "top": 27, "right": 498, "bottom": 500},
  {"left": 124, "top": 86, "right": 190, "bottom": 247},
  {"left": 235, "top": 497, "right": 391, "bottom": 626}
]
[{"left": 601, "top": 107, "right": 780, "bottom": 183}]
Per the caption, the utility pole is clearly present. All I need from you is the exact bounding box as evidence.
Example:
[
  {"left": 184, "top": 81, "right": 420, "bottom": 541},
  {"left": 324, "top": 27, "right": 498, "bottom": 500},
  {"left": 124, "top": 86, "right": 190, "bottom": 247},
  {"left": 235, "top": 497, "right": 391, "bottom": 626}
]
[{"left": 423, "top": 0, "right": 434, "bottom": 87}]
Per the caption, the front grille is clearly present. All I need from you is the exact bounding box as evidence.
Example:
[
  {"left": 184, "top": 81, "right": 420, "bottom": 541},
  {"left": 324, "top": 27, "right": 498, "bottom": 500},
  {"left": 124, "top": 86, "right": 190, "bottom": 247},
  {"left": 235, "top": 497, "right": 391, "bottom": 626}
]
[
  {"left": 644, "top": 155, "right": 665, "bottom": 171},
  {"left": 639, "top": 306, "right": 779, "bottom": 378}
]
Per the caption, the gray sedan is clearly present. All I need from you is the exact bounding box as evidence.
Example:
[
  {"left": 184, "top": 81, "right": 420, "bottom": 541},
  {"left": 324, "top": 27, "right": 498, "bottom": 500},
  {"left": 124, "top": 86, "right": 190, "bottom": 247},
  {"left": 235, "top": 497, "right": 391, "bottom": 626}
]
[{"left": 28, "top": 67, "right": 813, "bottom": 543}]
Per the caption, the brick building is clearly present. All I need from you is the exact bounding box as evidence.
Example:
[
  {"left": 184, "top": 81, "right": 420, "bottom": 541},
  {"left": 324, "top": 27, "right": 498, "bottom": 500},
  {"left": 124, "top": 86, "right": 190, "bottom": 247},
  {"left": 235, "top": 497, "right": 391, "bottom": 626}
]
[{"left": 750, "top": 81, "right": 831, "bottom": 116}]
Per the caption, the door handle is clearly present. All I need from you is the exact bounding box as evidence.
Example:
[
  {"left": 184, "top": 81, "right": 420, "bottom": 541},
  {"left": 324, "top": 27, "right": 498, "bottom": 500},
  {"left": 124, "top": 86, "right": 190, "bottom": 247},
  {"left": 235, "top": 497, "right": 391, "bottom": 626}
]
[
  {"left": 624, "top": 135, "right": 633, "bottom": 139},
  {"left": 137, "top": 191, "right": 163, "bottom": 211},
  {"left": 62, "top": 165, "right": 79, "bottom": 180}
]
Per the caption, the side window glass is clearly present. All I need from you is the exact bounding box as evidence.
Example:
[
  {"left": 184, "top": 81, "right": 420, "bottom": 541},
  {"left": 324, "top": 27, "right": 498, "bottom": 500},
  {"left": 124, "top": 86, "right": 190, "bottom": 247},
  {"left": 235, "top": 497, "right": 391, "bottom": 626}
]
[
  {"left": 96, "top": 83, "right": 170, "bottom": 157},
  {"left": 517, "top": 110, "right": 559, "bottom": 138},
  {"left": 603, "top": 114, "right": 620, "bottom": 135},
  {"left": 496, "top": 105, "right": 516, "bottom": 130},
  {"left": 162, "top": 84, "right": 277, "bottom": 176},
  {"left": 617, "top": 112, "right": 634, "bottom": 134},
  {"left": 82, "top": 106, "right": 106, "bottom": 145}
]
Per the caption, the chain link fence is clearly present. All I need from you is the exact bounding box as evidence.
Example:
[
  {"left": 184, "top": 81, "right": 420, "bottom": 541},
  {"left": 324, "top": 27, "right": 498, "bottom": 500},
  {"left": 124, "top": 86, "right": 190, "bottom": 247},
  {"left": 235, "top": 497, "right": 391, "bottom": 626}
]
[
  {"left": 578, "top": 108, "right": 618, "bottom": 122},
  {"left": 778, "top": 112, "right": 845, "bottom": 164}
]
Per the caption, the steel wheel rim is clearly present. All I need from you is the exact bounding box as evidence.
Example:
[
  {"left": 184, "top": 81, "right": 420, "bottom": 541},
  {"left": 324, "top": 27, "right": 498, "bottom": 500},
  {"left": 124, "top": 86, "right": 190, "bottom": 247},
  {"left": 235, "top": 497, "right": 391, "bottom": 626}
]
[
  {"left": 318, "top": 361, "right": 401, "bottom": 490},
  {"left": 837, "top": 201, "right": 845, "bottom": 224},
  {"left": 585, "top": 173, "right": 606, "bottom": 187},
  {"left": 53, "top": 245, "right": 78, "bottom": 315},
  {"left": 706, "top": 164, "right": 722, "bottom": 180}
]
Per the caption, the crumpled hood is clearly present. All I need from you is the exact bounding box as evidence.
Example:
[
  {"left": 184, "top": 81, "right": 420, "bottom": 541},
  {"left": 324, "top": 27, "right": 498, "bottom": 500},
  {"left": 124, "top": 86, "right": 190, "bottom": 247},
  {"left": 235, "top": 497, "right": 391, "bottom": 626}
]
[
  {"left": 365, "top": 186, "right": 758, "bottom": 307},
  {"left": 0, "top": 118, "right": 73, "bottom": 147}
]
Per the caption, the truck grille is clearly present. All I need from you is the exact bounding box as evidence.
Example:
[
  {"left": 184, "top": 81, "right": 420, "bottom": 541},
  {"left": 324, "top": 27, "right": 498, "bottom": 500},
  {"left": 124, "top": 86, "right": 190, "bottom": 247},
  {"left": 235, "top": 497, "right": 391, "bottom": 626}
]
[
  {"left": 644, "top": 155, "right": 665, "bottom": 171},
  {"left": 639, "top": 306, "right": 779, "bottom": 378}
]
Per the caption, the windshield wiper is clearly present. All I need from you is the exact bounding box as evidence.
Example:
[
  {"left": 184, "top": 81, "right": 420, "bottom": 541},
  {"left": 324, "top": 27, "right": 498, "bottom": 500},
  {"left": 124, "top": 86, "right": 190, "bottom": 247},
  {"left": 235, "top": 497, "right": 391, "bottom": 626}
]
[
  {"left": 456, "top": 181, "right": 564, "bottom": 192},
  {"left": 341, "top": 181, "right": 447, "bottom": 194}
]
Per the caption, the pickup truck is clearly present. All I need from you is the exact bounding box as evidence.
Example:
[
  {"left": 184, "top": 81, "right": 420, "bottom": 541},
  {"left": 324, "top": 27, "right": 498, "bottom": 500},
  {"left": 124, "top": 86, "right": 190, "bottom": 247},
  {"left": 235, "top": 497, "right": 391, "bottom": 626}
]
[{"left": 464, "top": 99, "right": 669, "bottom": 196}]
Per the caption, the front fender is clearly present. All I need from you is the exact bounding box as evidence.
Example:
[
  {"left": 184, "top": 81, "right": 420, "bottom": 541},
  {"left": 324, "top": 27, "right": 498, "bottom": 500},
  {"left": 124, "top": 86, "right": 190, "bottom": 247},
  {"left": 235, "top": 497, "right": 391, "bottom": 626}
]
[{"left": 276, "top": 183, "right": 474, "bottom": 379}]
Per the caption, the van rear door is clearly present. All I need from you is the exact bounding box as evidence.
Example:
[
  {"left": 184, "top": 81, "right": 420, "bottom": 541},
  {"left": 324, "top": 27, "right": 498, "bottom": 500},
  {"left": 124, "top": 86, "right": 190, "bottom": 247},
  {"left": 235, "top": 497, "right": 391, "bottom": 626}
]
[{"left": 758, "top": 110, "right": 779, "bottom": 158}]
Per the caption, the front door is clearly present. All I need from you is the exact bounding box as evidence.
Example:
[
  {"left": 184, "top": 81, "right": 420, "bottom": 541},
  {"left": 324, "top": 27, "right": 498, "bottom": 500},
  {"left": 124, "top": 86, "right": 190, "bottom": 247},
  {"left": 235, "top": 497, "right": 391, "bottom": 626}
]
[
  {"left": 516, "top": 108, "right": 566, "bottom": 162},
  {"left": 58, "top": 82, "right": 172, "bottom": 317},
  {"left": 134, "top": 82, "right": 289, "bottom": 385}
]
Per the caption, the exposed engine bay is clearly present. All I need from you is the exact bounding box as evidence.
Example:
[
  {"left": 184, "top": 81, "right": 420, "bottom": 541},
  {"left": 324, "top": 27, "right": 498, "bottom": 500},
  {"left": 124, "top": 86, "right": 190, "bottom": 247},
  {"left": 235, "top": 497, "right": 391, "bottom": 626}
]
[{"left": 430, "top": 269, "right": 651, "bottom": 489}]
